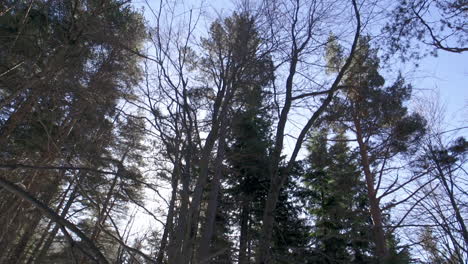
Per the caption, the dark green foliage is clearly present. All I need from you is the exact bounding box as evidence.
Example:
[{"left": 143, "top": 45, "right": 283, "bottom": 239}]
[
  {"left": 384, "top": 233, "right": 412, "bottom": 264},
  {"left": 424, "top": 136, "right": 467, "bottom": 167},
  {"left": 224, "top": 48, "right": 274, "bottom": 263},
  {"left": 322, "top": 36, "right": 423, "bottom": 262},
  {"left": 328, "top": 36, "right": 426, "bottom": 159},
  {"left": 226, "top": 108, "right": 312, "bottom": 263},
  {"left": 303, "top": 130, "right": 376, "bottom": 264},
  {"left": 0, "top": 1, "right": 146, "bottom": 262},
  {"left": 192, "top": 12, "right": 276, "bottom": 263},
  {"left": 195, "top": 12, "right": 274, "bottom": 115},
  {"left": 271, "top": 166, "right": 313, "bottom": 264}
]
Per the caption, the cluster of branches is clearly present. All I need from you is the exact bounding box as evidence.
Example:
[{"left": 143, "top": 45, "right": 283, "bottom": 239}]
[
  {"left": 0, "top": 0, "right": 466, "bottom": 264},
  {"left": 0, "top": 0, "right": 150, "bottom": 263}
]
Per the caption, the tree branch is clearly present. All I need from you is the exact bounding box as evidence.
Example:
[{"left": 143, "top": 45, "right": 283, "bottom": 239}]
[{"left": 0, "top": 176, "right": 109, "bottom": 264}]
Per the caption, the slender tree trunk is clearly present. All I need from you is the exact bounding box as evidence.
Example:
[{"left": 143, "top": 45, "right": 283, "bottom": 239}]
[
  {"left": 167, "top": 87, "right": 194, "bottom": 263},
  {"left": 7, "top": 171, "right": 62, "bottom": 263},
  {"left": 180, "top": 96, "right": 232, "bottom": 263},
  {"left": 432, "top": 155, "right": 468, "bottom": 247},
  {"left": 0, "top": 199, "right": 22, "bottom": 262},
  {"left": 254, "top": 1, "right": 360, "bottom": 262},
  {"left": 27, "top": 179, "right": 75, "bottom": 263},
  {"left": 169, "top": 171, "right": 190, "bottom": 264},
  {"left": 0, "top": 116, "right": 75, "bottom": 260},
  {"left": 33, "top": 184, "right": 79, "bottom": 263},
  {"left": 353, "top": 115, "right": 388, "bottom": 260},
  {"left": 0, "top": 175, "right": 109, "bottom": 264},
  {"left": 181, "top": 153, "right": 212, "bottom": 264},
  {"left": 26, "top": 220, "right": 52, "bottom": 264},
  {"left": 156, "top": 164, "right": 180, "bottom": 263},
  {"left": 90, "top": 170, "right": 120, "bottom": 242},
  {"left": 7, "top": 214, "right": 42, "bottom": 263},
  {"left": 256, "top": 177, "right": 282, "bottom": 264},
  {"left": 238, "top": 197, "right": 251, "bottom": 264},
  {"left": 77, "top": 165, "right": 121, "bottom": 264},
  {"left": 255, "top": 47, "right": 298, "bottom": 264},
  {"left": 197, "top": 125, "right": 227, "bottom": 263},
  {"left": 167, "top": 107, "right": 193, "bottom": 263}
]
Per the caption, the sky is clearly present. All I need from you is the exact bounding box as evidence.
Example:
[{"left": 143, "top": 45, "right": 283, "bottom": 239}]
[
  {"left": 127, "top": 0, "right": 467, "bottom": 254},
  {"left": 129, "top": 0, "right": 468, "bottom": 197},
  {"left": 133, "top": 0, "right": 467, "bottom": 142},
  {"left": 410, "top": 51, "right": 467, "bottom": 134}
]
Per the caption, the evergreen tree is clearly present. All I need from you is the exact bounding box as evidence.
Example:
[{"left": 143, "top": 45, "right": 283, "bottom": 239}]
[
  {"left": 191, "top": 12, "right": 274, "bottom": 263},
  {"left": 225, "top": 62, "right": 312, "bottom": 263},
  {"left": 303, "top": 129, "right": 375, "bottom": 264},
  {"left": 0, "top": 1, "right": 146, "bottom": 262},
  {"left": 325, "top": 36, "right": 425, "bottom": 262},
  {"left": 220, "top": 20, "right": 274, "bottom": 261},
  {"left": 270, "top": 165, "right": 313, "bottom": 264}
]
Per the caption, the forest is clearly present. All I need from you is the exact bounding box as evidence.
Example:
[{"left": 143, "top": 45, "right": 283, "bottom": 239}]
[{"left": 0, "top": 0, "right": 467, "bottom": 263}]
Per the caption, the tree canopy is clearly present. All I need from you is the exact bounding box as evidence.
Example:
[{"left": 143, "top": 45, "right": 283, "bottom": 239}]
[{"left": 0, "top": 0, "right": 466, "bottom": 264}]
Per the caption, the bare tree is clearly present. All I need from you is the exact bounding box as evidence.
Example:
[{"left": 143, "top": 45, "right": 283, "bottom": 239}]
[{"left": 249, "top": 0, "right": 362, "bottom": 262}]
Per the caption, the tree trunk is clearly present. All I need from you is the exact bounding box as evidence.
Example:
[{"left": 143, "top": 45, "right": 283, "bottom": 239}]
[
  {"left": 0, "top": 199, "right": 22, "bottom": 262},
  {"left": 7, "top": 214, "right": 42, "bottom": 263},
  {"left": 254, "top": 1, "right": 360, "bottom": 262},
  {"left": 169, "top": 171, "right": 190, "bottom": 264},
  {"left": 90, "top": 169, "right": 120, "bottom": 243},
  {"left": 33, "top": 183, "right": 78, "bottom": 263},
  {"left": 27, "top": 179, "right": 75, "bottom": 263},
  {"left": 0, "top": 175, "right": 109, "bottom": 264},
  {"left": 181, "top": 131, "right": 220, "bottom": 264},
  {"left": 198, "top": 126, "right": 227, "bottom": 263},
  {"left": 179, "top": 95, "right": 232, "bottom": 263},
  {"left": 256, "top": 178, "right": 282, "bottom": 264},
  {"left": 156, "top": 164, "right": 180, "bottom": 263},
  {"left": 26, "top": 220, "right": 52, "bottom": 264},
  {"left": 238, "top": 197, "right": 251, "bottom": 264},
  {"left": 353, "top": 116, "right": 388, "bottom": 260},
  {"left": 168, "top": 144, "right": 192, "bottom": 263},
  {"left": 6, "top": 171, "right": 62, "bottom": 263}
]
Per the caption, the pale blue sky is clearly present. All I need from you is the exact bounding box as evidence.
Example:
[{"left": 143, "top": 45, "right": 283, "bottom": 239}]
[
  {"left": 134, "top": 0, "right": 466, "bottom": 132},
  {"left": 412, "top": 51, "right": 467, "bottom": 133},
  {"left": 128, "top": 0, "right": 467, "bottom": 256},
  {"left": 132, "top": 0, "right": 467, "bottom": 162}
]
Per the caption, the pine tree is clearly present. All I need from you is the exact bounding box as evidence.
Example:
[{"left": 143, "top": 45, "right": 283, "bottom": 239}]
[
  {"left": 325, "top": 36, "right": 425, "bottom": 262},
  {"left": 0, "top": 1, "right": 146, "bottom": 262}
]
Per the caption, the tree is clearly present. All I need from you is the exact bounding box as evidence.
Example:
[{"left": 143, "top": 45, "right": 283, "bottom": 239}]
[
  {"left": 0, "top": 0, "right": 146, "bottom": 262},
  {"left": 224, "top": 63, "right": 273, "bottom": 263},
  {"left": 411, "top": 136, "right": 468, "bottom": 263},
  {"left": 384, "top": 0, "right": 468, "bottom": 59},
  {"left": 2, "top": 1, "right": 464, "bottom": 263},
  {"left": 252, "top": 0, "right": 362, "bottom": 261},
  {"left": 304, "top": 130, "right": 376, "bottom": 263},
  {"left": 270, "top": 165, "right": 313, "bottom": 264},
  {"left": 325, "top": 36, "right": 426, "bottom": 261},
  {"left": 130, "top": 0, "right": 362, "bottom": 262},
  {"left": 303, "top": 129, "right": 376, "bottom": 264},
  {"left": 196, "top": 12, "right": 275, "bottom": 263}
]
